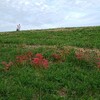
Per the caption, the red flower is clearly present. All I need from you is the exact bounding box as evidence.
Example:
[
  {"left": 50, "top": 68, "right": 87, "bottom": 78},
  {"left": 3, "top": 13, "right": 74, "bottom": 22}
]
[
  {"left": 52, "top": 54, "right": 61, "bottom": 61},
  {"left": 75, "top": 53, "right": 83, "bottom": 60},
  {"left": 97, "top": 62, "right": 100, "bottom": 68},
  {"left": 16, "top": 55, "right": 28, "bottom": 63},
  {"left": 32, "top": 58, "right": 40, "bottom": 65},
  {"left": 97, "top": 58, "right": 100, "bottom": 61},
  {"left": 42, "top": 59, "right": 49, "bottom": 68},
  {"left": 35, "top": 53, "right": 43, "bottom": 59},
  {"left": 32, "top": 55, "right": 49, "bottom": 68},
  {"left": 2, "top": 61, "right": 13, "bottom": 70}
]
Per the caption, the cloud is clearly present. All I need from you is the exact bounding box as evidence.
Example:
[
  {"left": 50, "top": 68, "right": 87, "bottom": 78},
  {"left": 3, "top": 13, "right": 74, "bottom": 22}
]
[{"left": 0, "top": 0, "right": 100, "bottom": 32}]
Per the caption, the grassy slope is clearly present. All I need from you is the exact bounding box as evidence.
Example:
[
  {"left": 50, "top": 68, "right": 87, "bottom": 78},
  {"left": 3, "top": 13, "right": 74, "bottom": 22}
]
[
  {"left": 0, "top": 26, "right": 100, "bottom": 48},
  {"left": 0, "top": 26, "right": 100, "bottom": 100}
]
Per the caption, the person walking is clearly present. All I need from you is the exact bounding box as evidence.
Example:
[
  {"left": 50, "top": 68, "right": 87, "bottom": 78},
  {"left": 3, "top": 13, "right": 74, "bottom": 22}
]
[{"left": 16, "top": 24, "right": 21, "bottom": 31}]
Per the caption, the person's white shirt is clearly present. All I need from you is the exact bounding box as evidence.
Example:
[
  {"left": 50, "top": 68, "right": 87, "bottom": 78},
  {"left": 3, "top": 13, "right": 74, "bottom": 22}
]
[
  {"left": 16, "top": 24, "right": 21, "bottom": 31},
  {"left": 18, "top": 24, "right": 21, "bottom": 31}
]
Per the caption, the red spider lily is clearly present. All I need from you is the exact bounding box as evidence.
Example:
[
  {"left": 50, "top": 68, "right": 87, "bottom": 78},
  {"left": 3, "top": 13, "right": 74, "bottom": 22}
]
[
  {"left": 35, "top": 53, "right": 43, "bottom": 59},
  {"left": 16, "top": 55, "right": 28, "bottom": 64},
  {"left": 2, "top": 61, "right": 13, "bottom": 70},
  {"left": 75, "top": 53, "right": 83, "bottom": 60},
  {"left": 97, "top": 58, "right": 100, "bottom": 61},
  {"left": 26, "top": 51, "right": 33, "bottom": 58},
  {"left": 42, "top": 59, "right": 49, "bottom": 68},
  {"left": 32, "top": 58, "right": 42, "bottom": 66},
  {"left": 96, "top": 62, "right": 100, "bottom": 68},
  {"left": 32, "top": 57, "right": 49, "bottom": 68},
  {"left": 52, "top": 54, "right": 61, "bottom": 61}
]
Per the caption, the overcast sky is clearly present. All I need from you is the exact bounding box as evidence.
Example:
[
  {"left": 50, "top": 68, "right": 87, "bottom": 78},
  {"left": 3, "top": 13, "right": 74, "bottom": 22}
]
[{"left": 0, "top": 0, "right": 100, "bottom": 32}]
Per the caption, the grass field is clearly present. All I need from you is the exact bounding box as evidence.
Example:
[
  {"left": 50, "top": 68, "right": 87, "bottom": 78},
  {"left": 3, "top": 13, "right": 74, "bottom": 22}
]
[{"left": 0, "top": 26, "right": 100, "bottom": 100}]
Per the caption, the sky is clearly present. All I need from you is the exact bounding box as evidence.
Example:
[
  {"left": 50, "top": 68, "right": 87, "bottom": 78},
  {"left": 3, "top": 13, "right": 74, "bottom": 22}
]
[{"left": 0, "top": 0, "right": 100, "bottom": 32}]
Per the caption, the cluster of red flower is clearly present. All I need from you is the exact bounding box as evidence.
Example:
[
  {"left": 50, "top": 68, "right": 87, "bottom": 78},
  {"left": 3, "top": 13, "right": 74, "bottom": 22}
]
[
  {"left": 32, "top": 54, "right": 48, "bottom": 69},
  {"left": 16, "top": 51, "right": 33, "bottom": 64},
  {"left": 1, "top": 51, "right": 100, "bottom": 71},
  {"left": 16, "top": 55, "right": 28, "bottom": 63},
  {"left": 2, "top": 52, "right": 49, "bottom": 71},
  {"left": 2, "top": 61, "right": 13, "bottom": 71}
]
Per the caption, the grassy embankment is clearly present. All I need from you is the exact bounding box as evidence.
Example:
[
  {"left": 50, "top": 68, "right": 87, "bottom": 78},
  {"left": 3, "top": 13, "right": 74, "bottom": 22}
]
[{"left": 0, "top": 26, "right": 100, "bottom": 100}]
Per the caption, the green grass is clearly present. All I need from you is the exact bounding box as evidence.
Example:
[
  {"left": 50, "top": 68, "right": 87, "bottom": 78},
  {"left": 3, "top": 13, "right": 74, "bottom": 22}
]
[
  {"left": 0, "top": 26, "right": 100, "bottom": 100},
  {"left": 0, "top": 26, "right": 100, "bottom": 48}
]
